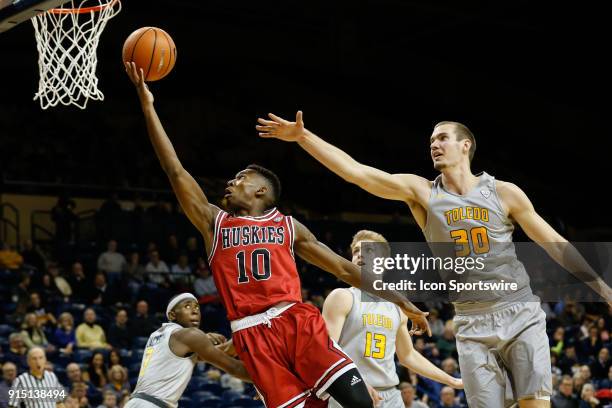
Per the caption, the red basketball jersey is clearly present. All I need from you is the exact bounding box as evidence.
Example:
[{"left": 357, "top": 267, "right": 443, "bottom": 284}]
[{"left": 208, "top": 208, "right": 302, "bottom": 320}]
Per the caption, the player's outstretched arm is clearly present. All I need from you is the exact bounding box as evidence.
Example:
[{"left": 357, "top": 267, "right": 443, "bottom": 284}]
[
  {"left": 395, "top": 313, "right": 463, "bottom": 389},
  {"left": 292, "top": 218, "right": 431, "bottom": 336},
  {"left": 125, "top": 62, "right": 218, "bottom": 247},
  {"left": 321, "top": 288, "right": 353, "bottom": 341},
  {"left": 172, "top": 328, "right": 252, "bottom": 383},
  {"left": 499, "top": 181, "right": 612, "bottom": 304},
  {"left": 257, "top": 112, "right": 430, "bottom": 202}
]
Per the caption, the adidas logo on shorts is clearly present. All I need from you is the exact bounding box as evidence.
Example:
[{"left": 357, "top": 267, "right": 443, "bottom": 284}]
[{"left": 350, "top": 376, "right": 362, "bottom": 386}]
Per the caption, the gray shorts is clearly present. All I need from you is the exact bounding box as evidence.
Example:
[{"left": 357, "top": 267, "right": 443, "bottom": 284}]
[
  {"left": 328, "top": 387, "right": 403, "bottom": 408},
  {"left": 453, "top": 301, "right": 552, "bottom": 408}
]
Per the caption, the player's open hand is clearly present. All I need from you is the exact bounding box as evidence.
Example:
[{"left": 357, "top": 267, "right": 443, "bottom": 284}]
[
  {"left": 124, "top": 61, "right": 154, "bottom": 106},
  {"left": 256, "top": 111, "right": 306, "bottom": 142},
  {"left": 401, "top": 306, "right": 431, "bottom": 337}
]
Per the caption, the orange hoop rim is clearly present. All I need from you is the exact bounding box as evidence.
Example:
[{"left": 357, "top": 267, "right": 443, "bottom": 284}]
[{"left": 49, "top": 0, "right": 119, "bottom": 14}]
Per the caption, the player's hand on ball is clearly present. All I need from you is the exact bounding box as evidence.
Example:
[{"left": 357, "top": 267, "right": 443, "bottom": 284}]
[
  {"left": 257, "top": 111, "right": 305, "bottom": 142},
  {"left": 124, "top": 61, "right": 154, "bottom": 106}
]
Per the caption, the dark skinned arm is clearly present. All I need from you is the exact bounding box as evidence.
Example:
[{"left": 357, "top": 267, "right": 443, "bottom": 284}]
[
  {"left": 170, "top": 328, "right": 251, "bottom": 383},
  {"left": 292, "top": 218, "right": 431, "bottom": 336}
]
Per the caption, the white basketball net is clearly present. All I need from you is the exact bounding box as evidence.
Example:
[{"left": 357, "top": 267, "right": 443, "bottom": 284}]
[{"left": 31, "top": 0, "right": 121, "bottom": 109}]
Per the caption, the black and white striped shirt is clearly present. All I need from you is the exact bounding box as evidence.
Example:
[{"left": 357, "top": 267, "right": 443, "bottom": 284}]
[{"left": 8, "top": 370, "right": 66, "bottom": 408}]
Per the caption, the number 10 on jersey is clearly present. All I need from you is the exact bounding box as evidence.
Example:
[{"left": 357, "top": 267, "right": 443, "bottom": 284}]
[{"left": 236, "top": 249, "right": 272, "bottom": 283}]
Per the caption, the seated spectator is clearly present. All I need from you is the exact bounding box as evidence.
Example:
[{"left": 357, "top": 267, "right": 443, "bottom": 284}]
[
  {"left": 68, "top": 262, "right": 90, "bottom": 304},
  {"left": 163, "top": 234, "right": 180, "bottom": 265},
  {"left": 20, "top": 313, "right": 55, "bottom": 354},
  {"left": 0, "top": 362, "right": 17, "bottom": 408},
  {"left": 437, "top": 386, "right": 460, "bottom": 408},
  {"left": 590, "top": 348, "right": 610, "bottom": 380},
  {"left": 429, "top": 309, "right": 444, "bottom": 339},
  {"left": 103, "top": 365, "right": 130, "bottom": 400},
  {"left": 97, "top": 240, "right": 126, "bottom": 288},
  {"left": 559, "top": 345, "right": 580, "bottom": 375},
  {"left": 128, "top": 301, "right": 158, "bottom": 338},
  {"left": 3, "top": 333, "right": 28, "bottom": 372},
  {"left": 66, "top": 363, "right": 100, "bottom": 401},
  {"left": 107, "top": 310, "right": 130, "bottom": 350},
  {"left": 90, "top": 273, "right": 118, "bottom": 307},
  {"left": 125, "top": 252, "right": 145, "bottom": 302},
  {"left": 11, "top": 273, "right": 31, "bottom": 316},
  {"left": 436, "top": 321, "right": 457, "bottom": 360},
  {"left": 47, "top": 263, "right": 72, "bottom": 299},
  {"left": 97, "top": 390, "right": 118, "bottom": 408},
  {"left": 26, "top": 292, "right": 57, "bottom": 328},
  {"left": 597, "top": 365, "right": 612, "bottom": 389},
  {"left": 579, "top": 365, "right": 592, "bottom": 384},
  {"left": 71, "top": 382, "right": 92, "bottom": 408},
  {"left": 20, "top": 239, "right": 46, "bottom": 273},
  {"left": 39, "top": 274, "right": 64, "bottom": 308},
  {"left": 170, "top": 254, "right": 191, "bottom": 284},
  {"left": 54, "top": 312, "right": 77, "bottom": 355},
  {"left": 0, "top": 242, "right": 23, "bottom": 270},
  {"left": 580, "top": 327, "right": 602, "bottom": 362},
  {"left": 441, "top": 358, "right": 460, "bottom": 379},
  {"left": 107, "top": 349, "right": 126, "bottom": 372},
  {"left": 185, "top": 236, "right": 199, "bottom": 265},
  {"left": 551, "top": 327, "right": 566, "bottom": 356},
  {"left": 220, "top": 372, "right": 244, "bottom": 393},
  {"left": 579, "top": 383, "right": 599, "bottom": 408},
  {"left": 193, "top": 259, "right": 218, "bottom": 299},
  {"left": 76, "top": 309, "right": 111, "bottom": 350},
  {"left": 83, "top": 352, "right": 108, "bottom": 389},
  {"left": 399, "top": 382, "right": 428, "bottom": 408},
  {"left": 144, "top": 250, "right": 169, "bottom": 287},
  {"left": 573, "top": 372, "right": 586, "bottom": 397}
]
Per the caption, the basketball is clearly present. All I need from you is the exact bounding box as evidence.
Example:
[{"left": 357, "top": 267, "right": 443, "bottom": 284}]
[{"left": 122, "top": 27, "right": 177, "bottom": 81}]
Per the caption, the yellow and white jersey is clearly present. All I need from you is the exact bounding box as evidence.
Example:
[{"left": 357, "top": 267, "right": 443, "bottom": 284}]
[
  {"left": 132, "top": 322, "right": 197, "bottom": 408},
  {"left": 338, "top": 288, "right": 401, "bottom": 388}
]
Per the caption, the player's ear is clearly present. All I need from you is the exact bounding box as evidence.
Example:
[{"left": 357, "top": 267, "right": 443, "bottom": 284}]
[
  {"left": 255, "top": 185, "right": 268, "bottom": 198},
  {"left": 168, "top": 311, "right": 176, "bottom": 321}
]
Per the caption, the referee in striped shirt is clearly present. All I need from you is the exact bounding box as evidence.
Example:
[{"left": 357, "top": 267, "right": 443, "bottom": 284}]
[{"left": 8, "top": 347, "right": 66, "bottom": 408}]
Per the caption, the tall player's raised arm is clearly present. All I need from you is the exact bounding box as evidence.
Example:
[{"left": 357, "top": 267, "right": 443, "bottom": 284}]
[
  {"left": 257, "top": 112, "right": 430, "bottom": 203},
  {"left": 498, "top": 181, "right": 612, "bottom": 304},
  {"left": 125, "top": 62, "right": 218, "bottom": 246},
  {"left": 292, "top": 218, "right": 432, "bottom": 336}
]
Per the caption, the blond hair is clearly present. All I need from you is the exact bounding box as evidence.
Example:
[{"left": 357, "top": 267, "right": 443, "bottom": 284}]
[
  {"left": 350, "top": 230, "right": 390, "bottom": 256},
  {"left": 434, "top": 121, "right": 476, "bottom": 161}
]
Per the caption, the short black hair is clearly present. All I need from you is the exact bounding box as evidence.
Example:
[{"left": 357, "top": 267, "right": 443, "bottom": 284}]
[{"left": 246, "top": 164, "right": 282, "bottom": 207}]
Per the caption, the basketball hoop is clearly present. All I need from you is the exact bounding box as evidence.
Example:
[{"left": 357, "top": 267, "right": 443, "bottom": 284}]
[{"left": 31, "top": 0, "right": 121, "bottom": 109}]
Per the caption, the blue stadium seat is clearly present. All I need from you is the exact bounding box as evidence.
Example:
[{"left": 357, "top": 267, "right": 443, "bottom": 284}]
[
  {"left": 231, "top": 398, "right": 262, "bottom": 407},
  {"left": 0, "top": 336, "right": 8, "bottom": 347},
  {"left": 199, "top": 382, "right": 223, "bottom": 396},
  {"left": 132, "top": 337, "right": 149, "bottom": 348},
  {"left": 221, "top": 390, "right": 242, "bottom": 404},
  {"left": 198, "top": 396, "right": 221, "bottom": 408},
  {"left": 178, "top": 396, "right": 193, "bottom": 408},
  {"left": 0, "top": 324, "right": 14, "bottom": 336},
  {"left": 74, "top": 349, "right": 93, "bottom": 363},
  {"left": 128, "top": 362, "right": 142, "bottom": 377},
  {"left": 190, "top": 391, "right": 214, "bottom": 404},
  {"left": 129, "top": 377, "right": 138, "bottom": 389},
  {"left": 130, "top": 349, "right": 144, "bottom": 364},
  {"left": 185, "top": 376, "right": 210, "bottom": 394}
]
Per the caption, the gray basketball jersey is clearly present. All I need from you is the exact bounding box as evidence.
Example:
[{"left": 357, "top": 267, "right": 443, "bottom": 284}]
[
  {"left": 338, "top": 287, "right": 401, "bottom": 388},
  {"left": 423, "top": 172, "right": 533, "bottom": 311},
  {"left": 132, "top": 323, "right": 197, "bottom": 408}
]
